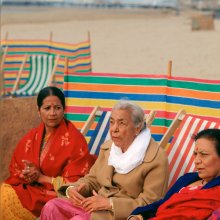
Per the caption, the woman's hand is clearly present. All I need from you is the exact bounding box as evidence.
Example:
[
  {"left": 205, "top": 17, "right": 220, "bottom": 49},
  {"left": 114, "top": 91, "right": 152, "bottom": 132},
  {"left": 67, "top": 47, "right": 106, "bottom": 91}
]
[
  {"left": 81, "top": 190, "right": 112, "bottom": 213},
  {"left": 21, "top": 160, "right": 41, "bottom": 183},
  {"left": 68, "top": 184, "right": 86, "bottom": 207}
]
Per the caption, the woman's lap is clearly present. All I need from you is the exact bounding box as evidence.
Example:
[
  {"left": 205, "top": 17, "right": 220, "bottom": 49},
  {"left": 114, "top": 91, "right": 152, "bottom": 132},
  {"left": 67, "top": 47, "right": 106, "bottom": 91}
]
[
  {"left": 0, "top": 183, "right": 36, "bottom": 220},
  {"left": 41, "top": 198, "right": 91, "bottom": 220}
]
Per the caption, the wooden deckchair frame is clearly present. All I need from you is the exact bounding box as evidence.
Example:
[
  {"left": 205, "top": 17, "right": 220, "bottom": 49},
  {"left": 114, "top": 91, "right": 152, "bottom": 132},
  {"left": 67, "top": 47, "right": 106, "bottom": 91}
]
[
  {"left": 159, "top": 109, "right": 186, "bottom": 149},
  {"left": 0, "top": 46, "right": 8, "bottom": 95},
  {"left": 81, "top": 106, "right": 103, "bottom": 136},
  {"left": 160, "top": 109, "right": 220, "bottom": 188},
  {"left": 81, "top": 106, "right": 157, "bottom": 156},
  {"left": 81, "top": 106, "right": 157, "bottom": 136}
]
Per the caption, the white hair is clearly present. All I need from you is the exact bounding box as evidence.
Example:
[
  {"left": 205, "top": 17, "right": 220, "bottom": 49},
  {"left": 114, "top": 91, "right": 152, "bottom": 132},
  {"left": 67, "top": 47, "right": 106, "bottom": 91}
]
[{"left": 112, "top": 100, "right": 145, "bottom": 129}]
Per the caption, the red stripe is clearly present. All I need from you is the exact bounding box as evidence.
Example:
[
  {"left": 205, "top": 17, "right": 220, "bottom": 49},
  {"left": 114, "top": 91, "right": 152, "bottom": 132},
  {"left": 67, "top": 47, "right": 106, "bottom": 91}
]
[
  {"left": 168, "top": 116, "right": 220, "bottom": 188},
  {"left": 170, "top": 117, "right": 201, "bottom": 185},
  {"left": 168, "top": 116, "right": 195, "bottom": 187}
]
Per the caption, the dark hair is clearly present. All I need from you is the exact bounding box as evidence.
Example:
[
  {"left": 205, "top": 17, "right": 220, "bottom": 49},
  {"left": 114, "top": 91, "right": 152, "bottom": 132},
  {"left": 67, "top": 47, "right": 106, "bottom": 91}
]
[
  {"left": 37, "top": 86, "right": 65, "bottom": 109},
  {"left": 194, "top": 128, "right": 220, "bottom": 157}
]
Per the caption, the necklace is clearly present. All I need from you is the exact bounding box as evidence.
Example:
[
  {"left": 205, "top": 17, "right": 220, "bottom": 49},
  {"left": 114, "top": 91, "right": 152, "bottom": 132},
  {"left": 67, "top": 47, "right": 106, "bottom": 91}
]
[{"left": 201, "top": 179, "right": 205, "bottom": 185}]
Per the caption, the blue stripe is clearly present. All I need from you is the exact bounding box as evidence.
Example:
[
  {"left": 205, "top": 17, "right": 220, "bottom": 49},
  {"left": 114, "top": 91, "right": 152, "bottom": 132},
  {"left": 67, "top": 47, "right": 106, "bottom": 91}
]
[
  {"left": 96, "top": 117, "right": 110, "bottom": 155},
  {"left": 167, "top": 96, "right": 220, "bottom": 108},
  {"left": 64, "top": 91, "right": 167, "bottom": 102},
  {"left": 4, "top": 61, "right": 28, "bottom": 64},
  {"left": 88, "top": 111, "right": 107, "bottom": 154},
  {"left": 152, "top": 134, "right": 162, "bottom": 142},
  {"left": 64, "top": 91, "right": 220, "bottom": 108},
  {"left": 68, "top": 63, "right": 91, "bottom": 69}
]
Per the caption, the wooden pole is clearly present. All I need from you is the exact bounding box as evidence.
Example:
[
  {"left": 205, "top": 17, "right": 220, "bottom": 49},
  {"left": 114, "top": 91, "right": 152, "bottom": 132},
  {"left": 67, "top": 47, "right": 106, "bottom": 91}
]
[
  {"left": 88, "top": 30, "right": 92, "bottom": 73},
  {"left": 64, "top": 56, "right": 69, "bottom": 75},
  {"left": 167, "top": 60, "right": 172, "bottom": 78},
  {"left": 49, "top": 31, "right": 53, "bottom": 42},
  {"left": 11, "top": 55, "right": 29, "bottom": 94},
  {"left": 0, "top": 32, "right": 9, "bottom": 95},
  {"left": 5, "top": 31, "right": 9, "bottom": 40},
  {"left": 48, "top": 31, "right": 53, "bottom": 55},
  {"left": 0, "top": 46, "right": 5, "bottom": 95},
  {"left": 48, "top": 55, "right": 60, "bottom": 86}
]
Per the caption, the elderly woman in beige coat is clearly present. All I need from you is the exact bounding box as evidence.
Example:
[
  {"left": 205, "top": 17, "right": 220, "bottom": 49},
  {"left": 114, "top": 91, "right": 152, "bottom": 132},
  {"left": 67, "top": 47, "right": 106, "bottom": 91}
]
[{"left": 40, "top": 100, "right": 169, "bottom": 220}]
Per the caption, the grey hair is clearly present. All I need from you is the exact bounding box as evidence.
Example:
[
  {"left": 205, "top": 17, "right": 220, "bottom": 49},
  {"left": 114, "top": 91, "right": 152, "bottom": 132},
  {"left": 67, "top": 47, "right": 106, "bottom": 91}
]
[{"left": 112, "top": 100, "right": 145, "bottom": 129}]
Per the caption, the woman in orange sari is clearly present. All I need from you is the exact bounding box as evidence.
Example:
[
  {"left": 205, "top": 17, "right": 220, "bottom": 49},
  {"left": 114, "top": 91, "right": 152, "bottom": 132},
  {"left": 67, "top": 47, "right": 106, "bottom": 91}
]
[
  {"left": 128, "top": 128, "right": 220, "bottom": 220},
  {"left": 0, "top": 86, "right": 96, "bottom": 220}
]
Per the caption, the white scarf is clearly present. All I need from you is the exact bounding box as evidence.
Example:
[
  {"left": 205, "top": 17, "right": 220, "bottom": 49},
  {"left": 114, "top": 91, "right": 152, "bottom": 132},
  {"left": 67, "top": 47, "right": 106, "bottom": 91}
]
[{"left": 108, "top": 128, "right": 151, "bottom": 174}]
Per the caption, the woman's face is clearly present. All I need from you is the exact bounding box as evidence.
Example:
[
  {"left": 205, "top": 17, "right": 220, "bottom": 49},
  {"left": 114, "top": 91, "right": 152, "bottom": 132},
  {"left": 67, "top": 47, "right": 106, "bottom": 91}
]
[
  {"left": 38, "top": 95, "right": 64, "bottom": 133},
  {"left": 194, "top": 137, "right": 220, "bottom": 182},
  {"left": 110, "top": 109, "right": 140, "bottom": 152}
]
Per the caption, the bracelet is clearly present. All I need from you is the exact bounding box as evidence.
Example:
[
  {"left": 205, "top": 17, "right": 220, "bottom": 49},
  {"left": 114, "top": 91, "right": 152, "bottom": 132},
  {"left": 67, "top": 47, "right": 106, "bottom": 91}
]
[
  {"left": 65, "top": 186, "right": 75, "bottom": 198},
  {"left": 51, "top": 177, "right": 55, "bottom": 186},
  {"left": 137, "top": 214, "right": 144, "bottom": 220}
]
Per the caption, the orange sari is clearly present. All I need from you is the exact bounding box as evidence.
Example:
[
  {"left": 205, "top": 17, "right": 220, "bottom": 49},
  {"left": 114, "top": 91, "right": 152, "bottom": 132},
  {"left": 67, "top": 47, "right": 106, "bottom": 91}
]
[{"left": 3, "top": 119, "right": 96, "bottom": 217}]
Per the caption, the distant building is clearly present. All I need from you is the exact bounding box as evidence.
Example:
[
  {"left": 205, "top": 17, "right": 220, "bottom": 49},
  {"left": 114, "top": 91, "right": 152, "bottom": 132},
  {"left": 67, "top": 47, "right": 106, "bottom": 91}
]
[{"left": 180, "top": 0, "right": 220, "bottom": 10}]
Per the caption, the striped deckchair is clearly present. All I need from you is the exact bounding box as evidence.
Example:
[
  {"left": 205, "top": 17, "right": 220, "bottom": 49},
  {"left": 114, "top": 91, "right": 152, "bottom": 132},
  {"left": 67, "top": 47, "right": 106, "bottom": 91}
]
[
  {"left": 1, "top": 38, "right": 92, "bottom": 94},
  {"left": 80, "top": 106, "right": 156, "bottom": 156},
  {"left": 10, "top": 54, "right": 59, "bottom": 96},
  {"left": 63, "top": 72, "right": 220, "bottom": 145},
  {"left": 160, "top": 110, "right": 220, "bottom": 188},
  {"left": 81, "top": 106, "right": 111, "bottom": 155}
]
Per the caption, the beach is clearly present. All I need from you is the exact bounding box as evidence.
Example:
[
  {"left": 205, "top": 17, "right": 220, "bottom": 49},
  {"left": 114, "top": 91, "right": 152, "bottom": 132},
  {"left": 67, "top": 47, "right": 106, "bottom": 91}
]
[
  {"left": 1, "top": 5, "right": 220, "bottom": 79},
  {"left": 1, "top": 5, "right": 220, "bottom": 181}
]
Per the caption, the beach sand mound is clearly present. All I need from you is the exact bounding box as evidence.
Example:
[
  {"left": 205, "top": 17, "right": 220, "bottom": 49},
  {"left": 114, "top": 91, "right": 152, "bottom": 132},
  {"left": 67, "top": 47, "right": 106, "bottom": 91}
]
[{"left": 0, "top": 97, "right": 40, "bottom": 182}]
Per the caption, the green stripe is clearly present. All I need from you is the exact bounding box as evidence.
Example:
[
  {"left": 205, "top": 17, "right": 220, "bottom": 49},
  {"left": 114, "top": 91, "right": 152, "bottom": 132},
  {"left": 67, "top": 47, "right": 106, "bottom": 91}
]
[
  {"left": 75, "top": 69, "right": 91, "bottom": 73},
  {"left": 65, "top": 114, "right": 89, "bottom": 121},
  {"left": 65, "top": 113, "right": 101, "bottom": 122},
  {"left": 68, "top": 53, "right": 91, "bottom": 59},
  {"left": 168, "top": 80, "right": 220, "bottom": 92},
  {"left": 4, "top": 84, "right": 14, "bottom": 88},
  {"left": 4, "top": 67, "right": 29, "bottom": 71},
  {"left": 65, "top": 75, "right": 167, "bottom": 86},
  {"left": 65, "top": 75, "right": 220, "bottom": 92},
  {"left": 152, "top": 118, "right": 172, "bottom": 127}
]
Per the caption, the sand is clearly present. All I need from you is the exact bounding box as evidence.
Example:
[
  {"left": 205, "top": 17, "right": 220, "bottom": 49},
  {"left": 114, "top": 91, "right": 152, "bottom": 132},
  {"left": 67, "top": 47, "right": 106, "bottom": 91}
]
[{"left": 1, "top": 6, "right": 220, "bottom": 79}]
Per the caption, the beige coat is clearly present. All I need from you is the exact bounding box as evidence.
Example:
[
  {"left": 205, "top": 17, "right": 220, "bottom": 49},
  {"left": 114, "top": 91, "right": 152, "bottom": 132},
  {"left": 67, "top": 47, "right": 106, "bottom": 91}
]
[{"left": 59, "top": 138, "right": 169, "bottom": 220}]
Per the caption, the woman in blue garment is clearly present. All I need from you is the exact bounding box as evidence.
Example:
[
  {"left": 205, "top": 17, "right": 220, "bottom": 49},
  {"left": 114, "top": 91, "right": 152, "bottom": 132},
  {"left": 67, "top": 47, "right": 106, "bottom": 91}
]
[{"left": 128, "top": 128, "right": 220, "bottom": 220}]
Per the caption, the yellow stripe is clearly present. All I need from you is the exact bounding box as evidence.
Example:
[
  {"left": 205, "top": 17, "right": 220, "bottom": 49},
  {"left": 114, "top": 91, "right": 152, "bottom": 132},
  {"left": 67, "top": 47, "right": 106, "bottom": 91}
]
[
  {"left": 66, "top": 98, "right": 220, "bottom": 118},
  {"left": 1, "top": 40, "right": 90, "bottom": 49}
]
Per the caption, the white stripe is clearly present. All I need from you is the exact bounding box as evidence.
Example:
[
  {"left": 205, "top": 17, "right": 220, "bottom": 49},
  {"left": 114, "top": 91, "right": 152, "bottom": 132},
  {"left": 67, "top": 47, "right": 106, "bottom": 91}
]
[
  {"left": 90, "top": 111, "right": 111, "bottom": 154},
  {"left": 169, "top": 116, "right": 199, "bottom": 186},
  {"left": 35, "top": 55, "right": 53, "bottom": 94},
  {"left": 168, "top": 116, "right": 192, "bottom": 166},
  {"left": 169, "top": 118, "right": 220, "bottom": 186},
  {"left": 30, "top": 55, "right": 46, "bottom": 95},
  {"left": 15, "top": 55, "right": 37, "bottom": 95},
  {"left": 15, "top": 55, "right": 54, "bottom": 95},
  {"left": 34, "top": 55, "right": 48, "bottom": 94},
  {"left": 28, "top": 55, "right": 43, "bottom": 95},
  {"left": 181, "top": 119, "right": 208, "bottom": 174}
]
